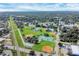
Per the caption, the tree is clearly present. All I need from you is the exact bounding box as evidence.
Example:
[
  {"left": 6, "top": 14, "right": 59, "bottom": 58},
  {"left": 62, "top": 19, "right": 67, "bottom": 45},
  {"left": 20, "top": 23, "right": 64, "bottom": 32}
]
[
  {"left": 0, "top": 31, "right": 2, "bottom": 36},
  {"left": 29, "top": 51, "right": 36, "bottom": 56},
  {"left": 60, "top": 26, "right": 79, "bottom": 43}
]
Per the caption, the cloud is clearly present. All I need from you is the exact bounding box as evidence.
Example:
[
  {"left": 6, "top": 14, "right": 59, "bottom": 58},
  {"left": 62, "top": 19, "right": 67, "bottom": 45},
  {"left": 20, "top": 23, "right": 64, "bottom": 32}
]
[
  {"left": 0, "top": 9, "right": 22, "bottom": 12},
  {"left": 16, "top": 5, "right": 53, "bottom": 11},
  {"left": 0, "top": 3, "right": 79, "bottom": 11}
]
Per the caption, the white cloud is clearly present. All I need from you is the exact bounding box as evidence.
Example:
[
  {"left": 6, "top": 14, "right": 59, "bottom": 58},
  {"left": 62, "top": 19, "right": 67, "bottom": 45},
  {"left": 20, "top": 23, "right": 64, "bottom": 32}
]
[
  {"left": 65, "top": 3, "right": 79, "bottom": 8},
  {"left": 0, "top": 3, "right": 79, "bottom": 11},
  {"left": 16, "top": 5, "right": 53, "bottom": 11},
  {"left": 0, "top": 9, "right": 22, "bottom": 12}
]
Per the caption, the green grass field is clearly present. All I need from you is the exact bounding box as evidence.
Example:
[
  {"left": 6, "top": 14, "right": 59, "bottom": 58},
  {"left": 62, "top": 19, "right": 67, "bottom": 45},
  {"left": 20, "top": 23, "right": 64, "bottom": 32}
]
[
  {"left": 9, "top": 16, "right": 26, "bottom": 56},
  {"left": 32, "top": 40, "right": 55, "bottom": 52},
  {"left": 22, "top": 26, "right": 56, "bottom": 38},
  {"left": 10, "top": 19, "right": 25, "bottom": 47},
  {"left": 21, "top": 25, "right": 56, "bottom": 52}
]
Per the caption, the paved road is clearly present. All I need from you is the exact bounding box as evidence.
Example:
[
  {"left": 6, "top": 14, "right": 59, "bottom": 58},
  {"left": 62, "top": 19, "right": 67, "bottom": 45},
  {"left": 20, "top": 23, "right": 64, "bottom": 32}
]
[
  {"left": 54, "top": 27, "right": 60, "bottom": 56},
  {"left": 4, "top": 45, "right": 53, "bottom": 56},
  {"left": 9, "top": 18, "right": 21, "bottom": 55}
]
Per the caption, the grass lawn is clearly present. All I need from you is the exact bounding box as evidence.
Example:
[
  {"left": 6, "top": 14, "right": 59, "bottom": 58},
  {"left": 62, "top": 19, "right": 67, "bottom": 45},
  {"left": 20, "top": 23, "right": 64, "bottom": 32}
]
[
  {"left": 22, "top": 26, "right": 56, "bottom": 39},
  {"left": 32, "top": 40, "right": 55, "bottom": 52},
  {"left": 21, "top": 26, "right": 56, "bottom": 52},
  {"left": 15, "top": 30, "right": 25, "bottom": 47},
  {"left": 9, "top": 17, "right": 26, "bottom": 56},
  {"left": 10, "top": 20, "right": 25, "bottom": 48}
]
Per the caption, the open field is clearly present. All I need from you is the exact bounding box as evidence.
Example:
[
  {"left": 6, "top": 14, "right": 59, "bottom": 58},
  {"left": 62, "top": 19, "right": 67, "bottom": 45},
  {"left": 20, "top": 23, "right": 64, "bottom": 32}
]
[
  {"left": 21, "top": 25, "right": 56, "bottom": 52},
  {"left": 8, "top": 16, "right": 26, "bottom": 56},
  {"left": 32, "top": 40, "right": 55, "bottom": 52},
  {"left": 22, "top": 26, "right": 56, "bottom": 39}
]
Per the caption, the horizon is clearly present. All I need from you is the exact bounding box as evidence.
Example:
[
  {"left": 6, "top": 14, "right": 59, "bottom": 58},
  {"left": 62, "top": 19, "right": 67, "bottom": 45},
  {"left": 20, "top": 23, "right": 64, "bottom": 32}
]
[
  {"left": 0, "top": 3, "right": 79, "bottom": 12},
  {"left": 0, "top": 11, "right": 79, "bottom": 12}
]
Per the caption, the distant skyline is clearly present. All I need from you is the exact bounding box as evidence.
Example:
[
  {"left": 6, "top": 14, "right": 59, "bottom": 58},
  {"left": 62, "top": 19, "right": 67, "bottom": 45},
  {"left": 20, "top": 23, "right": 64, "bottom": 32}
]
[{"left": 0, "top": 3, "right": 79, "bottom": 11}]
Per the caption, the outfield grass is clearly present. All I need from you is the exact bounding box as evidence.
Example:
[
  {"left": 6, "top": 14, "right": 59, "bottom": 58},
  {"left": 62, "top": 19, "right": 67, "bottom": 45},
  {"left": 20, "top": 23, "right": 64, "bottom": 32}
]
[{"left": 32, "top": 40, "right": 55, "bottom": 52}]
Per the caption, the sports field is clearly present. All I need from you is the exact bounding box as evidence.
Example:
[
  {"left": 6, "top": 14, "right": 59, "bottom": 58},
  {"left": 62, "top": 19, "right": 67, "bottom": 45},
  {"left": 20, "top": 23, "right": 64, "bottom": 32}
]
[{"left": 21, "top": 25, "right": 56, "bottom": 52}]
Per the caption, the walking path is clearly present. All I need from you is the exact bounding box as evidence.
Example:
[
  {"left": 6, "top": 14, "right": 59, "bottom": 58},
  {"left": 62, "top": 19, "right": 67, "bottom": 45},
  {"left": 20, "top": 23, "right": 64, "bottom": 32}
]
[
  {"left": 8, "top": 17, "right": 21, "bottom": 55},
  {"left": 17, "top": 29, "right": 25, "bottom": 46}
]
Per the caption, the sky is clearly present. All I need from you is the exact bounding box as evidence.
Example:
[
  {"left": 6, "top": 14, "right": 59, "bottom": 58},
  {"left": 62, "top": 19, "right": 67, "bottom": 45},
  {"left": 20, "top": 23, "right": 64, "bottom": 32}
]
[{"left": 0, "top": 3, "right": 79, "bottom": 11}]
